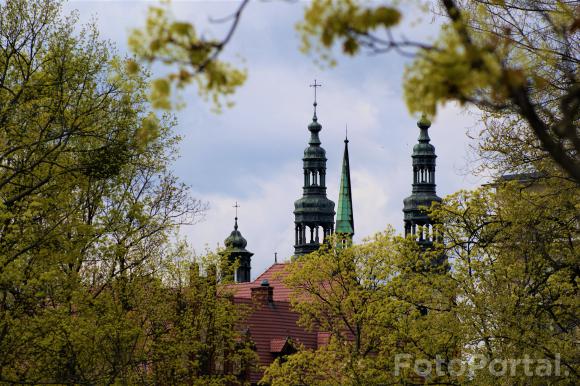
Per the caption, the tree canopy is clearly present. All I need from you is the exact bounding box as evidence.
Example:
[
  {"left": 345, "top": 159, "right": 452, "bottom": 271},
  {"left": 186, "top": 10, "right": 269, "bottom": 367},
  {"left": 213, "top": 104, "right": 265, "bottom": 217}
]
[
  {"left": 262, "top": 177, "right": 578, "bottom": 384},
  {"left": 0, "top": 1, "right": 253, "bottom": 383}
]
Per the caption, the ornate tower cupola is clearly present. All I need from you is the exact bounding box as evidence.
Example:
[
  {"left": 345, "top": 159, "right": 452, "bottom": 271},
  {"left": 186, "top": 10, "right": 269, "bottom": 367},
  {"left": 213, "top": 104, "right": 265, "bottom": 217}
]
[
  {"left": 224, "top": 207, "right": 253, "bottom": 282},
  {"left": 335, "top": 133, "right": 354, "bottom": 241},
  {"left": 403, "top": 115, "right": 442, "bottom": 247},
  {"left": 293, "top": 80, "right": 336, "bottom": 256}
]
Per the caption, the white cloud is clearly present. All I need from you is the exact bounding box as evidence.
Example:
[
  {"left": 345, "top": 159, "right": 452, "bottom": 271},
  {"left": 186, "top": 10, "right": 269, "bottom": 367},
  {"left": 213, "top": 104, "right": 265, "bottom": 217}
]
[{"left": 350, "top": 167, "right": 392, "bottom": 240}]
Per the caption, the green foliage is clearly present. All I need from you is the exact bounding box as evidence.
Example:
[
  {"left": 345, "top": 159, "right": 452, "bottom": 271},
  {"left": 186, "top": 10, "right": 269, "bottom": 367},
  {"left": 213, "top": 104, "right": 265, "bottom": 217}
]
[
  {"left": 129, "top": 3, "right": 247, "bottom": 111},
  {"left": 264, "top": 178, "right": 578, "bottom": 384},
  {"left": 431, "top": 180, "right": 579, "bottom": 384},
  {"left": 263, "top": 231, "right": 458, "bottom": 385},
  {"left": 402, "top": 1, "right": 578, "bottom": 117},
  {"left": 261, "top": 349, "right": 329, "bottom": 386},
  {"left": 298, "top": 0, "right": 401, "bottom": 63},
  {"left": 297, "top": 0, "right": 580, "bottom": 181},
  {"left": 0, "top": 1, "right": 252, "bottom": 383}
]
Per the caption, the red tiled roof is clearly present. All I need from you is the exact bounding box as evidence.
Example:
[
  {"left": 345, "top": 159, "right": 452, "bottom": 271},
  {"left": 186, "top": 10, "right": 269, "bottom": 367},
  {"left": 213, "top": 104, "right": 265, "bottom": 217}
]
[
  {"left": 234, "top": 297, "right": 317, "bottom": 383},
  {"left": 317, "top": 331, "right": 331, "bottom": 347},
  {"left": 227, "top": 263, "right": 293, "bottom": 302},
  {"left": 269, "top": 337, "right": 289, "bottom": 353},
  {"left": 227, "top": 263, "right": 336, "bottom": 383},
  {"left": 226, "top": 264, "right": 318, "bottom": 383}
]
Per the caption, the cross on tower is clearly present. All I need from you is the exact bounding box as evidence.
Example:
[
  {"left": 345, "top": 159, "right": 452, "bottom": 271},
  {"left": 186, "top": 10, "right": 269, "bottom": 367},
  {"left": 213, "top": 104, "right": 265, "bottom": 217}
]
[
  {"left": 233, "top": 201, "right": 240, "bottom": 219},
  {"left": 309, "top": 79, "right": 321, "bottom": 104},
  {"left": 232, "top": 201, "right": 240, "bottom": 230},
  {"left": 309, "top": 79, "right": 322, "bottom": 116}
]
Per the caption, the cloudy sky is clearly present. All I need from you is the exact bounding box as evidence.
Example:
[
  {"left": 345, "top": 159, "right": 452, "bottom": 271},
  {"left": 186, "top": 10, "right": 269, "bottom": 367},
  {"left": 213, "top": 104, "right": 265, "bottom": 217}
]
[{"left": 66, "top": 1, "right": 484, "bottom": 278}]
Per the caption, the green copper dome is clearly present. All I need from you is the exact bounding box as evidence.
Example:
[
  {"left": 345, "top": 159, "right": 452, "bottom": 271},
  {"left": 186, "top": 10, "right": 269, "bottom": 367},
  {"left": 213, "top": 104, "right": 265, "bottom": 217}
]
[
  {"left": 308, "top": 114, "right": 322, "bottom": 136},
  {"left": 294, "top": 196, "right": 335, "bottom": 215},
  {"left": 304, "top": 145, "right": 326, "bottom": 158},
  {"left": 413, "top": 115, "right": 435, "bottom": 157},
  {"left": 224, "top": 218, "right": 250, "bottom": 253},
  {"left": 223, "top": 217, "right": 253, "bottom": 283},
  {"left": 305, "top": 111, "right": 324, "bottom": 156}
]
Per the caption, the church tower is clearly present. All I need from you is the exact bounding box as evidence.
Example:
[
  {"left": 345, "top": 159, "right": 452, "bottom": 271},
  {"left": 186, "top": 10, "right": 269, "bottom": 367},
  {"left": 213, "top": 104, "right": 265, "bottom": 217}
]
[
  {"left": 293, "top": 81, "right": 335, "bottom": 256},
  {"left": 224, "top": 215, "right": 253, "bottom": 282},
  {"left": 335, "top": 134, "right": 354, "bottom": 242},
  {"left": 403, "top": 115, "right": 442, "bottom": 247}
]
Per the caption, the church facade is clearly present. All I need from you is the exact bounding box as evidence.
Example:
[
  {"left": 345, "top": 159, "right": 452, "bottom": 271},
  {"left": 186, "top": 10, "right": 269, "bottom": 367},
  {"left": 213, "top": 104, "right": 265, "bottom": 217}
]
[{"left": 223, "top": 90, "right": 441, "bottom": 383}]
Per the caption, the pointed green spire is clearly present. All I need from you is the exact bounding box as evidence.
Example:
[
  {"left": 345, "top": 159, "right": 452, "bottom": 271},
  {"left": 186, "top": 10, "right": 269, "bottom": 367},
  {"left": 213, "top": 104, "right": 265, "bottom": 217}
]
[{"left": 335, "top": 136, "right": 354, "bottom": 236}]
